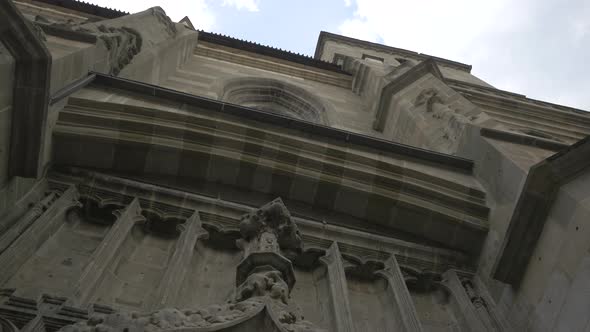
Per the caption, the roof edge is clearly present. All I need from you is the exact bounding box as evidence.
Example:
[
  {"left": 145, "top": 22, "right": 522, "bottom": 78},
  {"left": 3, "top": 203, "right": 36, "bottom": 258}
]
[
  {"left": 198, "top": 31, "right": 349, "bottom": 75},
  {"left": 315, "top": 31, "right": 472, "bottom": 72},
  {"left": 31, "top": 0, "right": 129, "bottom": 19}
]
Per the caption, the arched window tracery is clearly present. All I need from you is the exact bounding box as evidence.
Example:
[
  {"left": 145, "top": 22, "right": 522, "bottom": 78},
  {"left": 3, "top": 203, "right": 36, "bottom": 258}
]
[{"left": 221, "top": 77, "right": 329, "bottom": 125}]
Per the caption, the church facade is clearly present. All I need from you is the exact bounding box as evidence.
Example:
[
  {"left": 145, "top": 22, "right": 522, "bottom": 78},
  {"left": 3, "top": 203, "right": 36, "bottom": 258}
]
[{"left": 1, "top": 1, "right": 590, "bottom": 331}]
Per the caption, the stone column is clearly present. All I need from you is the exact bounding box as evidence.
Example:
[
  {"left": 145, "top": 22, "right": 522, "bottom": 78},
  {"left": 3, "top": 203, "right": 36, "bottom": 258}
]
[
  {"left": 147, "top": 211, "right": 208, "bottom": 310},
  {"left": 376, "top": 255, "right": 423, "bottom": 332},
  {"left": 73, "top": 198, "right": 145, "bottom": 305},
  {"left": 319, "top": 242, "right": 355, "bottom": 332},
  {"left": 443, "top": 270, "right": 488, "bottom": 331},
  {"left": 0, "top": 186, "right": 79, "bottom": 286}
]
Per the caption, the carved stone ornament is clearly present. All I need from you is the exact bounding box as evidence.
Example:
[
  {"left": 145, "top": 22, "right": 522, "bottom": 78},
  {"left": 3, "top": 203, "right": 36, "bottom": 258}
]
[
  {"left": 414, "top": 88, "right": 443, "bottom": 113},
  {"left": 59, "top": 198, "right": 325, "bottom": 332},
  {"left": 236, "top": 198, "right": 302, "bottom": 291}
]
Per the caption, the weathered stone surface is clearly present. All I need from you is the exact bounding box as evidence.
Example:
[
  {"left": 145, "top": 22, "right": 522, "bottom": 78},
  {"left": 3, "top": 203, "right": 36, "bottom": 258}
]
[
  {"left": 58, "top": 199, "right": 325, "bottom": 332},
  {"left": 1, "top": 2, "right": 590, "bottom": 331}
]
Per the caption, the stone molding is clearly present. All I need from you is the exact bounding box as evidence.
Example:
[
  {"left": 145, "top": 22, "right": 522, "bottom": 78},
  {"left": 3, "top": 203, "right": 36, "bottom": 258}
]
[
  {"left": 26, "top": 0, "right": 129, "bottom": 19},
  {"left": 319, "top": 242, "right": 355, "bottom": 332},
  {"left": 195, "top": 41, "right": 352, "bottom": 89},
  {"left": 314, "top": 31, "right": 472, "bottom": 72},
  {"left": 449, "top": 79, "right": 590, "bottom": 143},
  {"left": 199, "top": 30, "right": 346, "bottom": 74},
  {"left": 65, "top": 72, "right": 475, "bottom": 171},
  {"left": 480, "top": 127, "right": 569, "bottom": 152},
  {"left": 47, "top": 169, "right": 471, "bottom": 276},
  {"left": 372, "top": 58, "right": 444, "bottom": 131},
  {"left": 58, "top": 199, "right": 327, "bottom": 332},
  {"left": 0, "top": 0, "right": 52, "bottom": 178},
  {"left": 51, "top": 84, "right": 490, "bottom": 252},
  {"left": 147, "top": 211, "right": 208, "bottom": 310},
  {"left": 0, "top": 185, "right": 79, "bottom": 286},
  {"left": 72, "top": 198, "right": 146, "bottom": 305},
  {"left": 443, "top": 270, "right": 509, "bottom": 331},
  {"left": 220, "top": 77, "right": 331, "bottom": 125},
  {"left": 0, "top": 191, "right": 58, "bottom": 254},
  {"left": 494, "top": 135, "right": 590, "bottom": 286},
  {"left": 375, "top": 256, "right": 423, "bottom": 332}
]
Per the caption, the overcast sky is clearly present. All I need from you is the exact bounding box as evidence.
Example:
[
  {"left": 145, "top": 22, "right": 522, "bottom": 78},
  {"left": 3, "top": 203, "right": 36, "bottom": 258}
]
[{"left": 89, "top": 0, "right": 590, "bottom": 111}]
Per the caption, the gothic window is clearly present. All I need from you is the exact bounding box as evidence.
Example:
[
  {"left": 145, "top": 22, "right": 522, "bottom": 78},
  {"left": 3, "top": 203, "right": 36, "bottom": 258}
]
[{"left": 221, "top": 77, "right": 329, "bottom": 125}]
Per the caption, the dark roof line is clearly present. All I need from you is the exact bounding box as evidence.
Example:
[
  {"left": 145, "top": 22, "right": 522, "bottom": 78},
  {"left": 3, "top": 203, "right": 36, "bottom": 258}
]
[
  {"left": 315, "top": 31, "right": 472, "bottom": 72},
  {"left": 197, "top": 31, "right": 350, "bottom": 75},
  {"left": 33, "top": 0, "right": 128, "bottom": 19}
]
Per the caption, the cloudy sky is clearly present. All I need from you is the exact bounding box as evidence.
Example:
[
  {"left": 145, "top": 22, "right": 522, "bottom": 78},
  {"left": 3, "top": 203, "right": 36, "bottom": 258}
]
[{"left": 89, "top": 0, "right": 589, "bottom": 110}]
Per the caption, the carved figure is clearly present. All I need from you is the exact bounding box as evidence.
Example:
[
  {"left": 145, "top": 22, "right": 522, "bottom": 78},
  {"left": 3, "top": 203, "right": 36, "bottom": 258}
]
[{"left": 414, "top": 88, "right": 443, "bottom": 113}]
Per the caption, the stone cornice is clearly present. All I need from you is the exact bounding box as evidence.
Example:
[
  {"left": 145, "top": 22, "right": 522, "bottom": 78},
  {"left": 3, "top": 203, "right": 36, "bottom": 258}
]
[
  {"left": 373, "top": 58, "right": 444, "bottom": 131},
  {"left": 198, "top": 31, "right": 348, "bottom": 75},
  {"left": 29, "top": 0, "right": 128, "bottom": 19},
  {"left": 1, "top": 0, "right": 52, "bottom": 178},
  {"left": 315, "top": 31, "right": 472, "bottom": 72},
  {"left": 449, "top": 79, "right": 590, "bottom": 142},
  {"left": 480, "top": 128, "right": 569, "bottom": 152},
  {"left": 493, "top": 135, "right": 590, "bottom": 286},
  {"left": 81, "top": 72, "right": 473, "bottom": 171},
  {"left": 50, "top": 73, "right": 490, "bottom": 254},
  {"left": 450, "top": 77, "right": 589, "bottom": 116},
  {"left": 195, "top": 42, "right": 352, "bottom": 89},
  {"left": 47, "top": 169, "right": 472, "bottom": 274}
]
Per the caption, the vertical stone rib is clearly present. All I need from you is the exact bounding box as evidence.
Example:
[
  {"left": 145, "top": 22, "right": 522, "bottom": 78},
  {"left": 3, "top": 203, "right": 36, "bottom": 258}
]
[
  {"left": 74, "top": 198, "right": 144, "bottom": 305},
  {"left": 376, "top": 255, "right": 423, "bottom": 332},
  {"left": 443, "top": 270, "right": 487, "bottom": 331},
  {"left": 474, "top": 277, "right": 511, "bottom": 331},
  {"left": 0, "top": 192, "right": 57, "bottom": 254},
  {"left": 147, "top": 211, "right": 208, "bottom": 310},
  {"left": 22, "top": 315, "right": 45, "bottom": 332},
  {"left": 319, "top": 242, "right": 355, "bottom": 332},
  {"left": 0, "top": 186, "right": 79, "bottom": 286}
]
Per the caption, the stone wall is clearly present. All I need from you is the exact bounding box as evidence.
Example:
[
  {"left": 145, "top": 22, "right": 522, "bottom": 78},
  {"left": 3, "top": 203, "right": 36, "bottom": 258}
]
[
  {"left": 0, "top": 41, "right": 14, "bottom": 187},
  {"left": 161, "top": 43, "right": 375, "bottom": 136},
  {"left": 495, "top": 168, "right": 590, "bottom": 331}
]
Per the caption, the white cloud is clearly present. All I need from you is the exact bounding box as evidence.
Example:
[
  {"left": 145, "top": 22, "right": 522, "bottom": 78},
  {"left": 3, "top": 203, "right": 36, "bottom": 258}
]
[
  {"left": 338, "top": 0, "right": 590, "bottom": 110},
  {"left": 339, "top": 0, "right": 516, "bottom": 61},
  {"left": 87, "top": 0, "right": 216, "bottom": 30},
  {"left": 221, "top": 0, "right": 260, "bottom": 12},
  {"left": 344, "top": 0, "right": 352, "bottom": 7},
  {"left": 338, "top": 18, "right": 379, "bottom": 42}
]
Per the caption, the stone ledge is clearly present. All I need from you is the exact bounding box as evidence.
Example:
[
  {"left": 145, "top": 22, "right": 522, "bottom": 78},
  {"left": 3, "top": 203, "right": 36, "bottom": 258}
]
[
  {"left": 47, "top": 169, "right": 473, "bottom": 273},
  {"left": 480, "top": 127, "right": 570, "bottom": 152},
  {"left": 314, "top": 31, "right": 472, "bottom": 72},
  {"left": 86, "top": 72, "right": 475, "bottom": 172},
  {"left": 493, "top": 135, "right": 590, "bottom": 286},
  {"left": 199, "top": 31, "right": 348, "bottom": 75}
]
